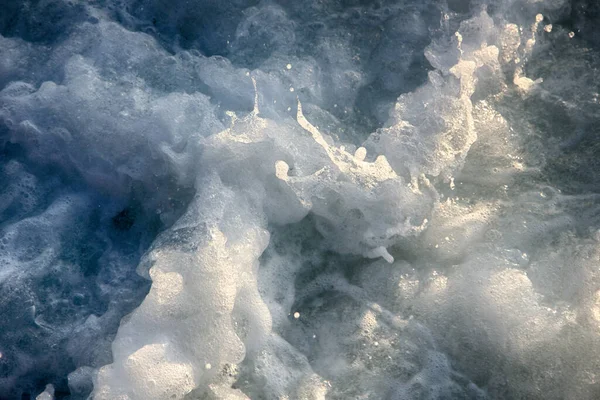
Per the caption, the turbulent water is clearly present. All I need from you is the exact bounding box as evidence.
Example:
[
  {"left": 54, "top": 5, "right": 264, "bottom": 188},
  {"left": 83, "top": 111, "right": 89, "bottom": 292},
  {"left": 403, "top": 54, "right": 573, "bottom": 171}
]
[{"left": 1, "top": 0, "right": 600, "bottom": 399}]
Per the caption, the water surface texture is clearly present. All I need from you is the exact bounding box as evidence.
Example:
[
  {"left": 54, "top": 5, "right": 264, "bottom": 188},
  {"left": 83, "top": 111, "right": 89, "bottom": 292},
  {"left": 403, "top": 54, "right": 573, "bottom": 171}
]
[{"left": 1, "top": 0, "right": 600, "bottom": 399}]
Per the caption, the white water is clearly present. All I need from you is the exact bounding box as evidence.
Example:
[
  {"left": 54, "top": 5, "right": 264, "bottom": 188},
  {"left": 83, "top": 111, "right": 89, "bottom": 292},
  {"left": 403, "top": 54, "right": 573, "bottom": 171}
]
[{"left": 1, "top": 0, "right": 600, "bottom": 399}]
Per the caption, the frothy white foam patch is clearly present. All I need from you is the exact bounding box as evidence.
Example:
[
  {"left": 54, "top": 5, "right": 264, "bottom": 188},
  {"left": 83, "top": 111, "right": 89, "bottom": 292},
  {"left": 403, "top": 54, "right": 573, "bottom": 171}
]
[{"left": 3, "top": 0, "right": 600, "bottom": 399}]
